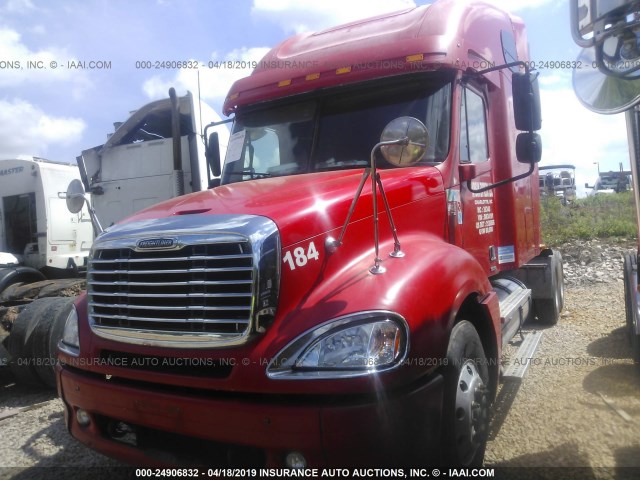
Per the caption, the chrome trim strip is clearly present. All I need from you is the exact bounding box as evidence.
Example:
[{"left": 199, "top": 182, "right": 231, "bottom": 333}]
[
  {"left": 89, "top": 280, "right": 253, "bottom": 286},
  {"left": 91, "top": 302, "right": 251, "bottom": 311},
  {"left": 93, "top": 312, "right": 250, "bottom": 324},
  {"left": 90, "top": 254, "right": 253, "bottom": 264},
  {"left": 90, "top": 291, "right": 252, "bottom": 299},
  {"left": 91, "top": 266, "right": 253, "bottom": 275}
]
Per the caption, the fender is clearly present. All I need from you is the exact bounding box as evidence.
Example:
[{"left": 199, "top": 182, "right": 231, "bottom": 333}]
[
  {"left": 0, "top": 266, "right": 47, "bottom": 297},
  {"left": 252, "top": 232, "right": 497, "bottom": 394}
]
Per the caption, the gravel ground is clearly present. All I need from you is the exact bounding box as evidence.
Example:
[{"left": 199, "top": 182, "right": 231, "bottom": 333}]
[
  {"left": 0, "top": 240, "right": 639, "bottom": 478},
  {"left": 486, "top": 240, "right": 640, "bottom": 477}
]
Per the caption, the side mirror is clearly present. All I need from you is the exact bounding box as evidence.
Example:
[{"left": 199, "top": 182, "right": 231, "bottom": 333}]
[
  {"left": 206, "top": 132, "right": 221, "bottom": 178},
  {"left": 513, "top": 72, "right": 542, "bottom": 131},
  {"left": 516, "top": 132, "right": 542, "bottom": 164},
  {"left": 65, "top": 178, "right": 104, "bottom": 234},
  {"left": 379, "top": 116, "right": 429, "bottom": 166},
  {"left": 66, "top": 179, "right": 86, "bottom": 214}
]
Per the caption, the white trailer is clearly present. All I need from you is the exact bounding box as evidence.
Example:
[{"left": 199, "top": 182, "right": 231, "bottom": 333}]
[{"left": 0, "top": 157, "right": 93, "bottom": 281}]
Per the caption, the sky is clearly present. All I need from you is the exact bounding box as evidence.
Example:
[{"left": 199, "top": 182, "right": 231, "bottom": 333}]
[{"left": 0, "top": 0, "right": 630, "bottom": 196}]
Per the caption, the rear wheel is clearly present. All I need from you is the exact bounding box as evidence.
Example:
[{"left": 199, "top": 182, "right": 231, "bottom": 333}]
[
  {"left": 7, "top": 297, "right": 76, "bottom": 388},
  {"left": 7, "top": 302, "right": 45, "bottom": 387},
  {"left": 535, "top": 252, "right": 564, "bottom": 325},
  {"left": 441, "top": 320, "right": 490, "bottom": 467},
  {"left": 623, "top": 253, "right": 640, "bottom": 369},
  {"left": 31, "top": 297, "right": 76, "bottom": 388}
]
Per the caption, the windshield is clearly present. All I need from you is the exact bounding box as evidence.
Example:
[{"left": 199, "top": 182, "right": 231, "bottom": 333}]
[{"left": 221, "top": 74, "right": 452, "bottom": 184}]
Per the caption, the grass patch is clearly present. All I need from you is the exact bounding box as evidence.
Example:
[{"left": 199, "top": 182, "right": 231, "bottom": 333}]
[{"left": 540, "top": 191, "right": 638, "bottom": 246}]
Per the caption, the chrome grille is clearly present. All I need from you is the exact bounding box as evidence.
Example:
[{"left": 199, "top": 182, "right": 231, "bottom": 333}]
[
  {"left": 90, "top": 242, "right": 253, "bottom": 329},
  {"left": 86, "top": 214, "right": 280, "bottom": 348}
]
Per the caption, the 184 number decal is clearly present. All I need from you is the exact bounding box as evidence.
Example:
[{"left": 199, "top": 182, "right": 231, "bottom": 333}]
[{"left": 283, "top": 242, "right": 320, "bottom": 270}]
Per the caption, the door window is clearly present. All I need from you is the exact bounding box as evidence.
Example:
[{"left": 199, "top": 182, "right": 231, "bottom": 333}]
[{"left": 460, "top": 87, "right": 488, "bottom": 163}]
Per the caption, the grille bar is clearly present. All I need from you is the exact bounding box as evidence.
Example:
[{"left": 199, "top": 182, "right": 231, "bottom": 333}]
[
  {"left": 90, "top": 254, "right": 253, "bottom": 264},
  {"left": 88, "top": 291, "right": 252, "bottom": 299},
  {"left": 91, "top": 302, "right": 251, "bottom": 312},
  {"left": 91, "top": 267, "right": 253, "bottom": 275},
  {"left": 89, "top": 280, "right": 252, "bottom": 287},
  {"left": 94, "top": 313, "right": 250, "bottom": 324}
]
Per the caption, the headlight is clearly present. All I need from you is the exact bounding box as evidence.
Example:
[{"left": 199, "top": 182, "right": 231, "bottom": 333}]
[
  {"left": 296, "top": 321, "right": 402, "bottom": 368},
  {"left": 59, "top": 306, "right": 80, "bottom": 355},
  {"left": 267, "top": 311, "right": 408, "bottom": 379}
]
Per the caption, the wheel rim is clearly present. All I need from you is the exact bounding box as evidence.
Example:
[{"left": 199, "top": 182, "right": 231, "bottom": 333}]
[
  {"left": 453, "top": 359, "right": 489, "bottom": 464},
  {"left": 557, "top": 265, "right": 564, "bottom": 311}
]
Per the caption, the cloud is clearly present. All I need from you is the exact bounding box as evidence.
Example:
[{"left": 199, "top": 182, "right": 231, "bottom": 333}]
[
  {"left": 0, "top": 98, "right": 85, "bottom": 158},
  {"left": 0, "top": 0, "right": 35, "bottom": 14},
  {"left": 142, "top": 47, "right": 271, "bottom": 111},
  {"left": 0, "top": 28, "right": 91, "bottom": 98},
  {"left": 251, "top": 0, "right": 564, "bottom": 34},
  {"left": 538, "top": 77, "right": 628, "bottom": 196},
  {"left": 484, "top": 0, "right": 563, "bottom": 12},
  {"left": 252, "top": 0, "right": 416, "bottom": 34}
]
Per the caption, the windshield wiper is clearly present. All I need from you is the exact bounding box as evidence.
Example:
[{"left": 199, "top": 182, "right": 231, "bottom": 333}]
[
  {"left": 226, "top": 169, "right": 272, "bottom": 179},
  {"left": 315, "top": 160, "right": 369, "bottom": 171}
]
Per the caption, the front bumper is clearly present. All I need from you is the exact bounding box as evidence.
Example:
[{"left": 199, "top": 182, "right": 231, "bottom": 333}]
[{"left": 57, "top": 365, "right": 444, "bottom": 468}]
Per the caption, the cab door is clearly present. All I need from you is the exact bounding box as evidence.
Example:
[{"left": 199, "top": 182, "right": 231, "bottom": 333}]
[{"left": 458, "top": 85, "right": 499, "bottom": 275}]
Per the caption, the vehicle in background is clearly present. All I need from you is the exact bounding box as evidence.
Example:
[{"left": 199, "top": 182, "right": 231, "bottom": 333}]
[
  {"left": 79, "top": 89, "right": 229, "bottom": 228},
  {"left": 571, "top": 0, "right": 640, "bottom": 368},
  {"left": 0, "top": 156, "right": 92, "bottom": 386},
  {"left": 1, "top": 91, "right": 230, "bottom": 388},
  {"left": 585, "top": 164, "right": 632, "bottom": 196},
  {"left": 539, "top": 164, "right": 576, "bottom": 203},
  {"left": 0, "top": 157, "right": 93, "bottom": 279}
]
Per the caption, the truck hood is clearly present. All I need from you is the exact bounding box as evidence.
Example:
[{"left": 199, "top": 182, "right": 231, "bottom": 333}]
[{"left": 113, "top": 168, "right": 444, "bottom": 247}]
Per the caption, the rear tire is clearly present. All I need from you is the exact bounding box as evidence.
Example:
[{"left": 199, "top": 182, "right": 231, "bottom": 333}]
[
  {"left": 7, "top": 302, "right": 45, "bottom": 387},
  {"left": 441, "top": 320, "right": 489, "bottom": 467},
  {"left": 535, "top": 252, "right": 564, "bottom": 325},
  {"left": 7, "top": 297, "right": 76, "bottom": 388},
  {"left": 623, "top": 253, "right": 640, "bottom": 369},
  {"left": 32, "top": 297, "right": 76, "bottom": 388}
]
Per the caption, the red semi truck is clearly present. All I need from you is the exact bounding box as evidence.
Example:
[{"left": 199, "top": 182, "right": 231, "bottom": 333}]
[{"left": 57, "top": 0, "right": 563, "bottom": 468}]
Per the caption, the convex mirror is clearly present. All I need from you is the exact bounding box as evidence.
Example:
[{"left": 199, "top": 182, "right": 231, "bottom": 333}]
[
  {"left": 66, "top": 179, "right": 86, "bottom": 214},
  {"left": 380, "top": 116, "right": 429, "bottom": 166}
]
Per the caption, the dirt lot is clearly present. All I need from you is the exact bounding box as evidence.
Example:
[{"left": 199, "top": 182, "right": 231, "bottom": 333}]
[
  {"left": 1, "top": 249, "right": 639, "bottom": 479},
  {"left": 485, "top": 280, "right": 640, "bottom": 478}
]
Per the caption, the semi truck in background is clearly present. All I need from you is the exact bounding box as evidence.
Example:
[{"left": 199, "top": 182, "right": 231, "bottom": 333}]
[
  {"left": 539, "top": 164, "right": 576, "bottom": 203},
  {"left": 78, "top": 89, "right": 229, "bottom": 229},
  {"left": 56, "top": 0, "right": 563, "bottom": 468},
  {"left": 571, "top": 0, "right": 640, "bottom": 369},
  {"left": 0, "top": 157, "right": 93, "bottom": 387},
  {"left": 585, "top": 163, "right": 632, "bottom": 196},
  {"left": 1, "top": 91, "right": 229, "bottom": 388}
]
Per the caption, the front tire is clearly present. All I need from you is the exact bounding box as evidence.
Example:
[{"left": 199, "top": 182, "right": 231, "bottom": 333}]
[{"left": 441, "top": 320, "right": 490, "bottom": 467}]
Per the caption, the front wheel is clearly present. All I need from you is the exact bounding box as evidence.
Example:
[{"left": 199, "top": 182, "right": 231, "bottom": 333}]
[{"left": 441, "top": 320, "right": 490, "bottom": 467}]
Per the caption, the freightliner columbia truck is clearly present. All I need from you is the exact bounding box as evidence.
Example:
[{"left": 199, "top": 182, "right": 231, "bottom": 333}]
[{"left": 57, "top": 0, "right": 564, "bottom": 468}]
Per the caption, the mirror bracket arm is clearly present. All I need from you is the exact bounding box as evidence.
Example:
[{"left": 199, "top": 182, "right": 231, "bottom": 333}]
[{"left": 466, "top": 161, "right": 535, "bottom": 194}]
